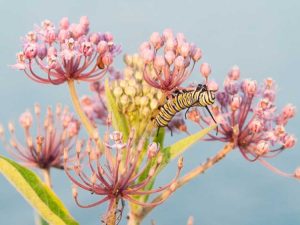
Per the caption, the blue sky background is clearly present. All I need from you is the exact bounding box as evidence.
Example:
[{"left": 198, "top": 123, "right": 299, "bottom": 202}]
[{"left": 0, "top": 0, "right": 300, "bottom": 224}]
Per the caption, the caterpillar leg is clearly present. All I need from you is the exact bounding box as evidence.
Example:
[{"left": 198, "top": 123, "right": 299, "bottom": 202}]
[
  {"left": 156, "top": 127, "right": 161, "bottom": 137},
  {"left": 205, "top": 106, "right": 218, "bottom": 135},
  {"left": 167, "top": 125, "right": 173, "bottom": 136},
  {"left": 185, "top": 107, "right": 191, "bottom": 119}
]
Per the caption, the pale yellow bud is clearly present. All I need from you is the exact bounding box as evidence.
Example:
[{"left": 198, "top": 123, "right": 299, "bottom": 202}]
[
  {"left": 134, "top": 71, "right": 143, "bottom": 80},
  {"left": 120, "top": 95, "right": 129, "bottom": 105},
  {"left": 125, "top": 86, "right": 136, "bottom": 97},
  {"left": 124, "top": 67, "right": 134, "bottom": 79},
  {"left": 113, "top": 86, "right": 123, "bottom": 98},
  {"left": 140, "top": 96, "right": 149, "bottom": 106},
  {"left": 142, "top": 107, "right": 150, "bottom": 116},
  {"left": 132, "top": 54, "right": 139, "bottom": 65},
  {"left": 119, "top": 80, "right": 127, "bottom": 88},
  {"left": 128, "top": 79, "right": 137, "bottom": 87},
  {"left": 124, "top": 54, "right": 133, "bottom": 66},
  {"left": 156, "top": 91, "right": 163, "bottom": 100},
  {"left": 142, "top": 84, "right": 151, "bottom": 95},
  {"left": 150, "top": 99, "right": 158, "bottom": 110},
  {"left": 134, "top": 96, "right": 141, "bottom": 105}
]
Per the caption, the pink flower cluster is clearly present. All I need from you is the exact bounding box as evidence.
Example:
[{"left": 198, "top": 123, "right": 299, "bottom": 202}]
[
  {"left": 189, "top": 66, "right": 296, "bottom": 161},
  {"left": 139, "top": 29, "right": 202, "bottom": 95},
  {"left": 5, "top": 104, "right": 80, "bottom": 169},
  {"left": 13, "top": 16, "right": 121, "bottom": 84},
  {"left": 64, "top": 129, "right": 182, "bottom": 222}
]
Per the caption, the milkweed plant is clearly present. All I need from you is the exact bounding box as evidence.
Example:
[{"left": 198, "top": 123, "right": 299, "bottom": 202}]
[{"left": 0, "top": 16, "right": 298, "bottom": 225}]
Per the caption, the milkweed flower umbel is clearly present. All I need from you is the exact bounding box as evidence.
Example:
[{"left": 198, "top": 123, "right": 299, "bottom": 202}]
[
  {"left": 191, "top": 67, "right": 297, "bottom": 164},
  {"left": 139, "top": 29, "right": 202, "bottom": 95},
  {"left": 12, "top": 16, "right": 121, "bottom": 85},
  {"left": 4, "top": 104, "right": 80, "bottom": 169},
  {"left": 64, "top": 129, "right": 182, "bottom": 222}
]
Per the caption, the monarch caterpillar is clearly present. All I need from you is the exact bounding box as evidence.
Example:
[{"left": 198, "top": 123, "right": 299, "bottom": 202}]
[{"left": 153, "top": 84, "right": 217, "bottom": 135}]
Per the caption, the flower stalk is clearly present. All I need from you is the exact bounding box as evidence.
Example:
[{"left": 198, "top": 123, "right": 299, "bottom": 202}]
[
  {"left": 42, "top": 169, "right": 52, "bottom": 188},
  {"left": 133, "top": 141, "right": 236, "bottom": 222},
  {"left": 68, "top": 79, "right": 98, "bottom": 139}
]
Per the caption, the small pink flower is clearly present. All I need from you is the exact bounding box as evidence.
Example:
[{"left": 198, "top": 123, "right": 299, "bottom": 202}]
[
  {"left": 5, "top": 104, "right": 80, "bottom": 169},
  {"left": 140, "top": 29, "right": 202, "bottom": 95},
  {"left": 147, "top": 142, "right": 160, "bottom": 158},
  {"left": 64, "top": 128, "right": 182, "bottom": 222},
  {"left": 200, "top": 62, "right": 211, "bottom": 81},
  {"left": 12, "top": 16, "right": 121, "bottom": 85},
  {"left": 196, "top": 67, "right": 296, "bottom": 165}
]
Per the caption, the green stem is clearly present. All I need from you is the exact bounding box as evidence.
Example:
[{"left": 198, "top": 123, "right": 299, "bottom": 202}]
[
  {"left": 67, "top": 80, "right": 98, "bottom": 139},
  {"left": 133, "top": 142, "right": 235, "bottom": 222},
  {"left": 42, "top": 169, "right": 52, "bottom": 188}
]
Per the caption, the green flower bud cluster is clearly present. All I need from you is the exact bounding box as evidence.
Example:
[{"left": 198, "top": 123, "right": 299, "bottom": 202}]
[{"left": 110, "top": 54, "right": 163, "bottom": 134}]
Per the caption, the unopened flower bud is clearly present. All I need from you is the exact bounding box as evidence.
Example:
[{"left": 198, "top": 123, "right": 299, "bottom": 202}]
[
  {"left": 124, "top": 54, "right": 133, "bottom": 65},
  {"left": 19, "top": 111, "right": 33, "bottom": 128},
  {"left": 249, "top": 120, "right": 263, "bottom": 133},
  {"left": 256, "top": 141, "right": 269, "bottom": 156},
  {"left": 243, "top": 79, "right": 257, "bottom": 96},
  {"left": 230, "top": 95, "right": 242, "bottom": 111},
  {"left": 200, "top": 63, "right": 211, "bottom": 80},
  {"left": 72, "top": 186, "right": 78, "bottom": 198},
  {"left": 134, "top": 71, "right": 143, "bottom": 80},
  {"left": 60, "top": 17, "right": 69, "bottom": 29},
  {"left": 192, "top": 48, "right": 202, "bottom": 61},
  {"left": 282, "top": 104, "right": 296, "bottom": 119},
  {"left": 294, "top": 168, "right": 300, "bottom": 179},
  {"left": 207, "top": 80, "right": 218, "bottom": 92},
  {"left": 274, "top": 125, "right": 286, "bottom": 137},
  {"left": 102, "top": 52, "right": 113, "bottom": 66},
  {"left": 147, "top": 142, "right": 160, "bottom": 158},
  {"left": 120, "top": 95, "right": 129, "bottom": 105},
  {"left": 113, "top": 86, "right": 123, "bottom": 98},
  {"left": 125, "top": 86, "right": 136, "bottom": 97},
  {"left": 8, "top": 122, "right": 15, "bottom": 133},
  {"left": 283, "top": 135, "right": 296, "bottom": 149},
  {"left": 228, "top": 66, "right": 240, "bottom": 80},
  {"left": 174, "top": 56, "right": 184, "bottom": 68},
  {"left": 140, "top": 96, "right": 149, "bottom": 106},
  {"left": 97, "top": 41, "right": 108, "bottom": 53},
  {"left": 149, "top": 167, "right": 156, "bottom": 177},
  {"left": 24, "top": 43, "right": 37, "bottom": 59},
  {"left": 163, "top": 28, "right": 174, "bottom": 40},
  {"left": 165, "top": 51, "right": 175, "bottom": 65},
  {"left": 150, "top": 99, "right": 158, "bottom": 110},
  {"left": 187, "top": 217, "right": 194, "bottom": 225},
  {"left": 180, "top": 43, "right": 190, "bottom": 57},
  {"left": 110, "top": 131, "right": 123, "bottom": 143},
  {"left": 177, "top": 156, "right": 184, "bottom": 169},
  {"left": 150, "top": 32, "right": 162, "bottom": 49}
]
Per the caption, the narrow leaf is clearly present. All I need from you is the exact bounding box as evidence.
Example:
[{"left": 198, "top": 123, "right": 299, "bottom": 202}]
[
  {"left": 105, "top": 78, "right": 129, "bottom": 139},
  {"left": 0, "top": 156, "right": 79, "bottom": 225},
  {"left": 162, "top": 125, "right": 217, "bottom": 166}
]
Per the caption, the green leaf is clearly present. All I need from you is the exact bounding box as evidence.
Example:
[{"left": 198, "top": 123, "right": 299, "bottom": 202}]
[
  {"left": 105, "top": 78, "right": 129, "bottom": 139},
  {"left": 0, "top": 156, "right": 79, "bottom": 225},
  {"left": 35, "top": 214, "right": 50, "bottom": 225},
  {"left": 161, "top": 125, "right": 217, "bottom": 167}
]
